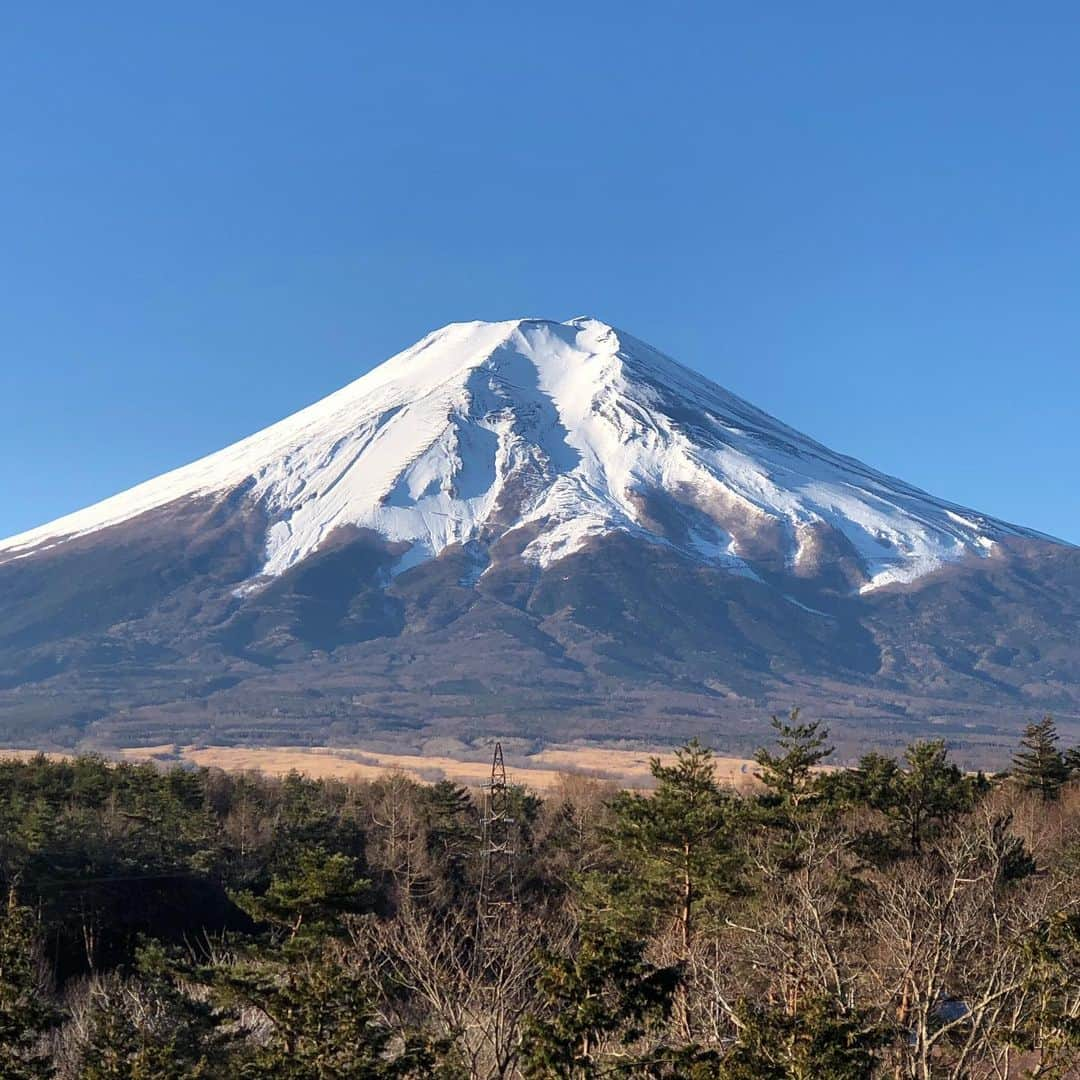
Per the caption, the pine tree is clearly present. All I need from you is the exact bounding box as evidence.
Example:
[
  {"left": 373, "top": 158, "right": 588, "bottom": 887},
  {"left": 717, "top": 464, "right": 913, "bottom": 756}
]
[
  {"left": 607, "top": 740, "right": 739, "bottom": 951},
  {"left": 720, "top": 997, "right": 886, "bottom": 1080},
  {"left": 233, "top": 847, "right": 370, "bottom": 943},
  {"left": 850, "top": 740, "right": 974, "bottom": 854},
  {"left": 754, "top": 710, "right": 833, "bottom": 808},
  {"left": 520, "top": 922, "right": 681, "bottom": 1079},
  {"left": 222, "top": 845, "right": 440, "bottom": 1077},
  {"left": 1013, "top": 717, "right": 1070, "bottom": 800},
  {"left": 210, "top": 947, "right": 441, "bottom": 1079},
  {"left": 75, "top": 942, "right": 229, "bottom": 1080},
  {"left": 77, "top": 985, "right": 199, "bottom": 1080}
]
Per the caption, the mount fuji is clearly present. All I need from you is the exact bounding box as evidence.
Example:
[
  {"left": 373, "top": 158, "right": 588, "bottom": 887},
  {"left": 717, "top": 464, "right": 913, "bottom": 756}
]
[{"left": 1, "top": 318, "right": 1077, "bottom": 762}]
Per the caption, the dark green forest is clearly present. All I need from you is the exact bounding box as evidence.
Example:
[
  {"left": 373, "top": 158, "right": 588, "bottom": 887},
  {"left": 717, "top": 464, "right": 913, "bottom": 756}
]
[{"left": 2, "top": 715, "right": 1079, "bottom": 1078}]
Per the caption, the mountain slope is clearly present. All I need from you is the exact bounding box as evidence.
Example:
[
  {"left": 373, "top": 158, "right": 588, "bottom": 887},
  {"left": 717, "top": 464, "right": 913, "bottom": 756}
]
[
  {"left": 0, "top": 317, "right": 1052, "bottom": 592},
  {"left": 0, "top": 317, "right": 1075, "bottom": 764}
]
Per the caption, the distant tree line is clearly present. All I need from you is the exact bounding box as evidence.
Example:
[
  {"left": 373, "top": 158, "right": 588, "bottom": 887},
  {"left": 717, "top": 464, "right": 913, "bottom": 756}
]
[{"left": 1, "top": 714, "right": 1079, "bottom": 1078}]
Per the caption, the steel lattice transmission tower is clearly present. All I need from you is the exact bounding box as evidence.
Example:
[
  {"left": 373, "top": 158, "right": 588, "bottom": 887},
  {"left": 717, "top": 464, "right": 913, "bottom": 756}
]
[{"left": 476, "top": 740, "right": 517, "bottom": 926}]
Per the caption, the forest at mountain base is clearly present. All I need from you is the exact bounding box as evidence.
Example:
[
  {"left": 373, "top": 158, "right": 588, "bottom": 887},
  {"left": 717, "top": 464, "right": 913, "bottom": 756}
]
[{"left": 1, "top": 714, "right": 1079, "bottom": 1078}]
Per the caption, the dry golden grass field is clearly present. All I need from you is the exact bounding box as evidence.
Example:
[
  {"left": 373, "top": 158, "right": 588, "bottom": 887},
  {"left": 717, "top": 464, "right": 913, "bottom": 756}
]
[{"left": 3, "top": 744, "right": 761, "bottom": 792}]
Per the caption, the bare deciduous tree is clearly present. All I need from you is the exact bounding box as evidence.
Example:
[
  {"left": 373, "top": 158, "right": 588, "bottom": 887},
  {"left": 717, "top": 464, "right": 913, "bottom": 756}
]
[{"left": 351, "top": 903, "right": 557, "bottom": 1079}]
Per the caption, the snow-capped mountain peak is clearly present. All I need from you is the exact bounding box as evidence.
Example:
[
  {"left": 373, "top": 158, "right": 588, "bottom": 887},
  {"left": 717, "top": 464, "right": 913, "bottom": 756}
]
[{"left": 0, "top": 317, "right": 1051, "bottom": 593}]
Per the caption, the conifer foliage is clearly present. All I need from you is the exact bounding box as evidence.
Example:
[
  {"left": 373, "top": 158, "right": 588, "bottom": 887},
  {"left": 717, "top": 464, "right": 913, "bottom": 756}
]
[
  {"left": 606, "top": 739, "right": 739, "bottom": 949},
  {"left": 0, "top": 891, "right": 54, "bottom": 1080},
  {"left": 753, "top": 708, "right": 833, "bottom": 807},
  {"left": 520, "top": 922, "right": 681, "bottom": 1078},
  {"left": 1013, "top": 716, "right": 1071, "bottom": 799}
]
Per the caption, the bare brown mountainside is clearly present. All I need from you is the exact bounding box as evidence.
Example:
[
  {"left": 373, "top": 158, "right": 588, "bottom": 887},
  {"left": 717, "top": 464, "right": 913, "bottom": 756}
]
[{"left": 0, "top": 505, "right": 1077, "bottom": 768}]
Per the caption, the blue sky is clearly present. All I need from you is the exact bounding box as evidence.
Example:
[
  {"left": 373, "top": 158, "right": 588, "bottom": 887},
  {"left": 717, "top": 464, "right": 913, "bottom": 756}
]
[{"left": 2, "top": 2, "right": 1078, "bottom": 543}]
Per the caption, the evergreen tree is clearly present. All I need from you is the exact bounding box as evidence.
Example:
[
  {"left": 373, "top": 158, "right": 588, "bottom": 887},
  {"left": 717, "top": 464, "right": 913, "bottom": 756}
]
[
  {"left": 607, "top": 740, "right": 739, "bottom": 950},
  {"left": 850, "top": 741, "right": 974, "bottom": 854},
  {"left": 754, "top": 710, "right": 833, "bottom": 809},
  {"left": 1066, "top": 744, "right": 1080, "bottom": 779},
  {"left": 75, "top": 942, "right": 231, "bottom": 1080},
  {"left": 520, "top": 922, "right": 681, "bottom": 1079},
  {"left": 1013, "top": 717, "right": 1070, "bottom": 800},
  {"left": 0, "top": 890, "right": 54, "bottom": 1079},
  {"left": 1014, "top": 908, "right": 1080, "bottom": 1074},
  {"left": 222, "top": 844, "right": 438, "bottom": 1076},
  {"left": 210, "top": 947, "right": 441, "bottom": 1079},
  {"left": 422, "top": 782, "right": 473, "bottom": 865},
  {"left": 719, "top": 998, "right": 886, "bottom": 1080},
  {"left": 233, "top": 847, "right": 370, "bottom": 942},
  {"left": 4, "top": 739, "right": 1080, "bottom": 1075}
]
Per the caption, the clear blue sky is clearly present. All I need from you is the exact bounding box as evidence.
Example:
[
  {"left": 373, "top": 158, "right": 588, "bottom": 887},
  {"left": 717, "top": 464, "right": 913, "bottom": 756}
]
[{"left": 2, "top": 3, "right": 1078, "bottom": 543}]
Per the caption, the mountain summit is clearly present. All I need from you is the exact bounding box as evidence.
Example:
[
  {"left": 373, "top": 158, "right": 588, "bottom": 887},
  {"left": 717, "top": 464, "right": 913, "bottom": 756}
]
[
  {"left": 0, "top": 317, "right": 1050, "bottom": 594},
  {"left": 0, "top": 318, "right": 1076, "bottom": 761}
]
